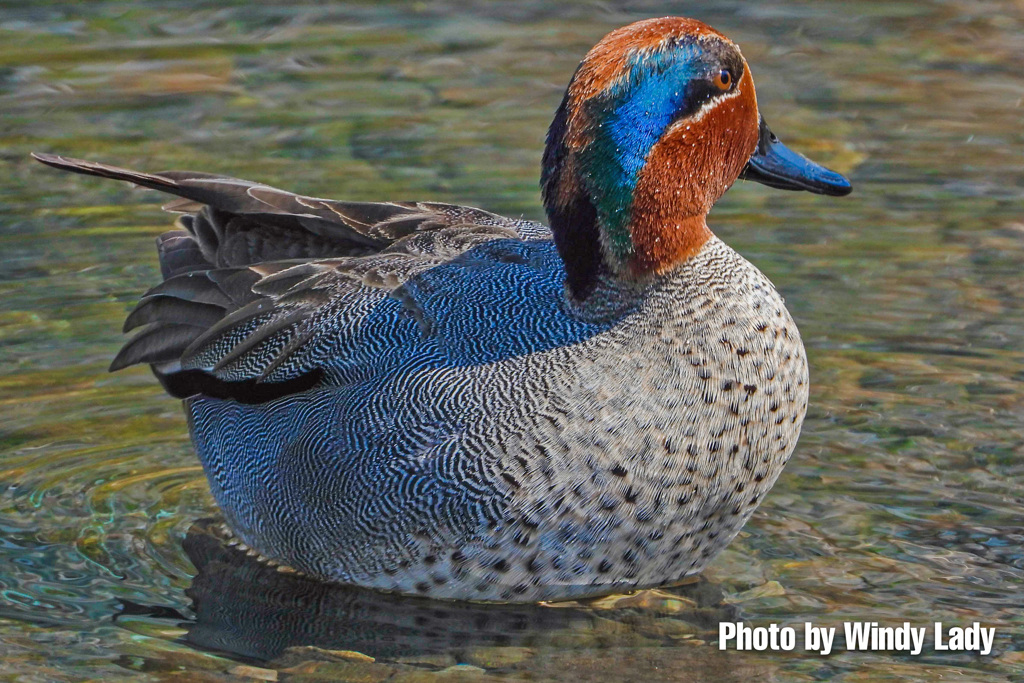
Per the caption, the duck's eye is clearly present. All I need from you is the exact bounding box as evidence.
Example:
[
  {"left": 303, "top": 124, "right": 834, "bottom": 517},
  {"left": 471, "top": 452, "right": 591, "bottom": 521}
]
[{"left": 713, "top": 69, "right": 733, "bottom": 91}]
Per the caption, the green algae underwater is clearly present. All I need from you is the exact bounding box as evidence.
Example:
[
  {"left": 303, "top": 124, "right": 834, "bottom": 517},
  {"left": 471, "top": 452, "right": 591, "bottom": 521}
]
[{"left": 1, "top": 1, "right": 1022, "bottom": 681}]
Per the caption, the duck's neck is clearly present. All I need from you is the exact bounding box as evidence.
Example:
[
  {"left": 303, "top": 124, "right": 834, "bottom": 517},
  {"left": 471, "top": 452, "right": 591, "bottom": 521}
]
[
  {"left": 628, "top": 214, "right": 712, "bottom": 277},
  {"left": 541, "top": 88, "right": 713, "bottom": 302},
  {"left": 542, "top": 146, "right": 711, "bottom": 302},
  {"left": 543, "top": 185, "right": 712, "bottom": 303}
]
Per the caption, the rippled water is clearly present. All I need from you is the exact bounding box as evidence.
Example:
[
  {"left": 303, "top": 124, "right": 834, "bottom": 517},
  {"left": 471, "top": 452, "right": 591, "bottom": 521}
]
[{"left": 1, "top": 1, "right": 1022, "bottom": 680}]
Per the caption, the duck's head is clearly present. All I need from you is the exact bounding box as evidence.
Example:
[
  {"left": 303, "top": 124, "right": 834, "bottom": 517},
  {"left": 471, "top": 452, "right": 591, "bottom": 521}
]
[{"left": 542, "top": 17, "right": 851, "bottom": 300}]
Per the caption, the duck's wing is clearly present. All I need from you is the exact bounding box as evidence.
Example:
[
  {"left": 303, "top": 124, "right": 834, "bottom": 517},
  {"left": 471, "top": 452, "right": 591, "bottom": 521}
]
[{"left": 33, "top": 153, "right": 549, "bottom": 402}]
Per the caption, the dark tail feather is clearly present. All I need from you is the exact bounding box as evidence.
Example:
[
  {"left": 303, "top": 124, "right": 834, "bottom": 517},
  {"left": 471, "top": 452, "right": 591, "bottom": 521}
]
[
  {"left": 32, "top": 153, "right": 186, "bottom": 194},
  {"left": 156, "top": 229, "right": 212, "bottom": 279},
  {"left": 30, "top": 152, "right": 262, "bottom": 214}
]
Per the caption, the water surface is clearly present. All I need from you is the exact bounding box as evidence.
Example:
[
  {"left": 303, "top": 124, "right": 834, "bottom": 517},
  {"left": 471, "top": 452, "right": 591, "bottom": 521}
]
[{"left": 1, "top": 1, "right": 1023, "bottom": 680}]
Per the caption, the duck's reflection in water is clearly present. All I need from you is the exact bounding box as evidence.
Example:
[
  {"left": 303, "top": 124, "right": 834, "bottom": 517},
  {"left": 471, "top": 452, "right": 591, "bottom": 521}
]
[{"left": 176, "top": 520, "right": 740, "bottom": 664}]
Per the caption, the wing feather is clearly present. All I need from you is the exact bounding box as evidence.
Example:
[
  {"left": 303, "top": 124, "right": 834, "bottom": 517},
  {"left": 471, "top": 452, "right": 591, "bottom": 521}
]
[{"left": 33, "top": 152, "right": 550, "bottom": 399}]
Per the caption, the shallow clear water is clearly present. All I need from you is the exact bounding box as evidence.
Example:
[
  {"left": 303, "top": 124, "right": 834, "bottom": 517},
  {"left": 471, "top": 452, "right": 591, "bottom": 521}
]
[{"left": 1, "top": 1, "right": 1022, "bottom": 680}]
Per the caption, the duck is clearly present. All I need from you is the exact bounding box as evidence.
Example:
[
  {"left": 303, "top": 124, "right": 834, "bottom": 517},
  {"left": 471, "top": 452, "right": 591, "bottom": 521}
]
[{"left": 33, "top": 16, "right": 851, "bottom": 603}]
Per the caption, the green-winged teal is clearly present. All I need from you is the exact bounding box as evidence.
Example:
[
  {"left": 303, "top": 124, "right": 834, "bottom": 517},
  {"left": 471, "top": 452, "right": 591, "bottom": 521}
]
[{"left": 34, "top": 16, "right": 851, "bottom": 602}]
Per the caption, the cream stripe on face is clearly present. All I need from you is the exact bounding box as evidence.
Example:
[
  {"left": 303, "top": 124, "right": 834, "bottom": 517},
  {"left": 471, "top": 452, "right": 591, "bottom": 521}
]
[{"left": 664, "top": 80, "right": 746, "bottom": 136}]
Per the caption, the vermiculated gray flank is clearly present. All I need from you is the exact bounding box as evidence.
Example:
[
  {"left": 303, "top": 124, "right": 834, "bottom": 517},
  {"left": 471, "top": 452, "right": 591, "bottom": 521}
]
[{"left": 185, "top": 227, "right": 808, "bottom": 602}]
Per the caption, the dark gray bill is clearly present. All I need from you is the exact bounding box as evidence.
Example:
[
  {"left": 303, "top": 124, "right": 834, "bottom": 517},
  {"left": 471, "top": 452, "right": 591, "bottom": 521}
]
[{"left": 739, "top": 116, "right": 852, "bottom": 196}]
